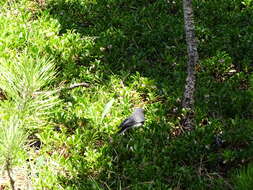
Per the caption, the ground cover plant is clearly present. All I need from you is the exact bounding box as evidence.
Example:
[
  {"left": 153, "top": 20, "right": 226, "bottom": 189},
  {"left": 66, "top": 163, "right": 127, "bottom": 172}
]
[{"left": 0, "top": 0, "right": 252, "bottom": 189}]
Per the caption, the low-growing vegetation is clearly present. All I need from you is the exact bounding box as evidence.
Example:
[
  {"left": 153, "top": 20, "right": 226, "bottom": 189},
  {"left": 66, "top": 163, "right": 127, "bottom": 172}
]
[{"left": 0, "top": 0, "right": 252, "bottom": 189}]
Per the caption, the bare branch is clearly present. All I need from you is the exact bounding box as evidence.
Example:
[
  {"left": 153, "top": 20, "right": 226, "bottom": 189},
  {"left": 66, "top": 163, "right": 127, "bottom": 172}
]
[{"left": 32, "top": 82, "right": 90, "bottom": 96}]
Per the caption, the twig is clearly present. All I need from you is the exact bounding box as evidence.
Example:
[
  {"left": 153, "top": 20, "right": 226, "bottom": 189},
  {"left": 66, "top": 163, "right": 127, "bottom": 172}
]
[
  {"left": 65, "top": 82, "right": 90, "bottom": 90},
  {"left": 33, "top": 82, "right": 90, "bottom": 96}
]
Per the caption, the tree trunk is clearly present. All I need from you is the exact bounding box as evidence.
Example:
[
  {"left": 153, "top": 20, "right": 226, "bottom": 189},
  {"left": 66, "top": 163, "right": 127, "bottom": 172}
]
[{"left": 182, "top": 0, "right": 199, "bottom": 130}]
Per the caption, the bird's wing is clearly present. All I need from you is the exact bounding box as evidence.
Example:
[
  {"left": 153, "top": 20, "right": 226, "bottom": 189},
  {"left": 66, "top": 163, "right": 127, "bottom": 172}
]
[{"left": 118, "top": 117, "right": 136, "bottom": 128}]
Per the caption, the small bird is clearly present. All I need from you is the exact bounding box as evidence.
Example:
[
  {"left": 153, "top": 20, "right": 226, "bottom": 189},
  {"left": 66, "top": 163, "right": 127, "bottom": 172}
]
[{"left": 118, "top": 108, "right": 145, "bottom": 134}]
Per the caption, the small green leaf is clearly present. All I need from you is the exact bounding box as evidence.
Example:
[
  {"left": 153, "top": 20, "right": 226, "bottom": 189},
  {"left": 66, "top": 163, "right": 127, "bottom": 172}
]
[{"left": 101, "top": 98, "right": 115, "bottom": 121}]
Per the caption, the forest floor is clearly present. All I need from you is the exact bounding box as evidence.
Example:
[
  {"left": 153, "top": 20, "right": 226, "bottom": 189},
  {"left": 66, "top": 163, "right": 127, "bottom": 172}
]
[{"left": 0, "top": 0, "right": 252, "bottom": 189}]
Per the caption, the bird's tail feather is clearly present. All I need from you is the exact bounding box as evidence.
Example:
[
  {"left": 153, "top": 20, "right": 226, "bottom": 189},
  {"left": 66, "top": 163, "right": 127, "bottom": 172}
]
[{"left": 117, "top": 127, "right": 128, "bottom": 135}]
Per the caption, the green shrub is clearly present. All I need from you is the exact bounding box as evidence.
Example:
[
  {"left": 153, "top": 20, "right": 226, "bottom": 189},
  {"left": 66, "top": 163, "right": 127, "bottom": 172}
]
[{"left": 233, "top": 163, "right": 253, "bottom": 190}]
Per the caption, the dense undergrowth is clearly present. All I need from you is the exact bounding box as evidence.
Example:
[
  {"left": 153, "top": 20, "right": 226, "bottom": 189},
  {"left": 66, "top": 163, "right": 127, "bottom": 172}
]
[{"left": 0, "top": 0, "right": 252, "bottom": 189}]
